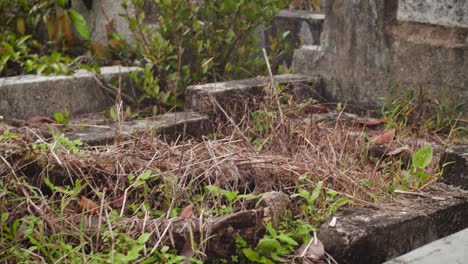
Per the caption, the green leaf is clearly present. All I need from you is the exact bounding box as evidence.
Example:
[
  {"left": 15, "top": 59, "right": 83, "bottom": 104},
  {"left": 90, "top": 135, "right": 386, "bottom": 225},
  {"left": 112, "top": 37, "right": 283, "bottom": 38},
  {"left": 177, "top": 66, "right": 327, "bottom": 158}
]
[
  {"left": 205, "top": 185, "right": 221, "bottom": 196},
  {"left": 67, "top": 9, "right": 90, "bottom": 39},
  {"left": 221, "top": 190, "right": 239, "bottom": 202},
  {"left": 276, "top": 233, "right": 298, "bottom": 246},
  {"left": 412, "top": 145, "right": 433, "bottom": 169},
  {"left": 257, "top": 237, "right": 282, "bottom": 254},
  {"left": 137, "top": 233, "right": 151, "bottom": 244},
  {"left": 309, "top": 181, "right": 323, "bottom": 205},
  {"left": 242, "top": 248, "right": 261, "bottom": 261}
]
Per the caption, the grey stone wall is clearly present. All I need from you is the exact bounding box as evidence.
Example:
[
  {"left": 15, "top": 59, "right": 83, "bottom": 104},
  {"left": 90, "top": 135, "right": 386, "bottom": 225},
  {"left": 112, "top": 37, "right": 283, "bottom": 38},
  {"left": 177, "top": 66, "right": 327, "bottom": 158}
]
[
  {"left": 398, "top": 0, "right": 468, "bottom": 29},
  {"left": 72, "top": 0, "right": 136, "bottom": 45},
  {"left": 294, "top": 0, "right": 468, "bottom": 115}
]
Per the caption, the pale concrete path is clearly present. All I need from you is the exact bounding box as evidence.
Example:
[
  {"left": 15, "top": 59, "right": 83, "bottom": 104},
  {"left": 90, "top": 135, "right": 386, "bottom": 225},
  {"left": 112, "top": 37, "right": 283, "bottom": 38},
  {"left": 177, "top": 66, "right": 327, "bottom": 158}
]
[{"left": 384, "top": 228, "right": 468, "bottom": 264}]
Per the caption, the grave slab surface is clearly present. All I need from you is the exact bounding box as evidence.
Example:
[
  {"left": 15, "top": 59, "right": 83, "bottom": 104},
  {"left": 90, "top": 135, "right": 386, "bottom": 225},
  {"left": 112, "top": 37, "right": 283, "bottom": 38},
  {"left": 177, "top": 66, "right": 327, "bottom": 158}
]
[
  {"left": 384, "top": 228, "right": 468, "bottom": 264},
  {"left": 66, "top": 111, "right": 210, "bottom": 145},
  {"left": 185, "top": 74, "right": 316, "bottom": 112},
  {"left": 0, "top": 66, "right": 141, "bottom": 120},
  {"left": 319, "top": 193, "right": 468, "bottom": 264}
]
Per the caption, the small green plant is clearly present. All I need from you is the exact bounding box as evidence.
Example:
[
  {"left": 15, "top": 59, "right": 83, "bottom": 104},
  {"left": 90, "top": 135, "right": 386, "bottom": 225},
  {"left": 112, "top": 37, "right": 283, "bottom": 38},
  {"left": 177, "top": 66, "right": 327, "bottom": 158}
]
[
  {"left": 53, "top": 107, "right": 70, "bottom": 125},
  {"left": 205, "top": 185, "right": 260, "bottom": 215},
  {"left": 241, "top": 222, "right": 298, "bottom": 264},
  {"left": 381, "top": 89, "right": 464, "bottom": 136},
  {"left": 291, "top": 174, "right": 351, "bottom": 223},
  {"left": 52, "top": 133, "right": 84, "bottom": 156},
  {"left": 123, "top": 0, "right": 288, "bottom": 111}
]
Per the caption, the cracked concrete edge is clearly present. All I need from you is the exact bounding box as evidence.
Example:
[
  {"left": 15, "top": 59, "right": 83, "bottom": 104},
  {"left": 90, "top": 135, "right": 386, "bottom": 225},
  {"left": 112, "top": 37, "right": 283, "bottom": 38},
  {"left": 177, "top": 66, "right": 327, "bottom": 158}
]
[
  {"left": 318, "top": 197, "right": 468, "bottom": 264},
  {"left": 66, "top": 111, "right": 211, "bottom": 146},
  {"left": 440, "top": 144, "right": 468, "bottom": 190},
  {"left": 0, "top": 66, "right": 142, "bottom": 120},
  {"left": 185, "top": 74, "right": 319, "bottom": 113}
]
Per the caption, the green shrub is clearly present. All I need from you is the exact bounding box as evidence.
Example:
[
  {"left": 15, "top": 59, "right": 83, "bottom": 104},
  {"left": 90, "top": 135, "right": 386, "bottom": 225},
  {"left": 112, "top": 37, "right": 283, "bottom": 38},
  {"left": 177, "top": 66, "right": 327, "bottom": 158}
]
[{"left": 123, "top": 0, "right": 288, "bottom": 111}]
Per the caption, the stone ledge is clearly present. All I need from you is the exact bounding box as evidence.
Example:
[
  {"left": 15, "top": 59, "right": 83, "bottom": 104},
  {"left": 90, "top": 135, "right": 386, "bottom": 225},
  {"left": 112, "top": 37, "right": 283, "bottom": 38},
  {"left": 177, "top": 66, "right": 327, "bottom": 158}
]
[
  {"left": 66, "top": 111, "right": 211, "bottom": 146},
  {"left": 0, "top": 66, "right": 141, "bottom": 120},
  {"left": 276, "top": 9, "right": 325, "bottom": 23},
  {"left": 319, "top": 195, "right": 468, "bottom": 264},
  {"left": 441, "top": 145, "right": 468, "bottom": 189},
  {"left": 185, "top": 74, "right": 319, "bottom": 113},
  {"left": 292, "top": 45, "right": 324, "bottom": 74},
  {"left": 384, "top": 227, "right": 468, "bottom": 264}
]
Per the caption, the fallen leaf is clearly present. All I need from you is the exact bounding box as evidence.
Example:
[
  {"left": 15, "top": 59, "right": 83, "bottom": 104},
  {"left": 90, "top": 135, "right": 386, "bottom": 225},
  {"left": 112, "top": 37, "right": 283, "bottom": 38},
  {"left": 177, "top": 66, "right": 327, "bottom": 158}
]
[
  {"left": 300, "top": 104, "right": 329, "bottom": 115},
  {"left": 355, "top": 117, "right": 386, "bottom": 126},
  {"left": 26, "top": 116, "right": 55, "bottom": 125},
  {"left": 386, "top": 145, "right": 411, "bottom": 156},
  {"left": 296, "top": 239, "right": 325, "bottom": 261},
  {"left": 371, "top": 128, "right": 396, "bottom": 145},
  {"left": 179, "top": 203, "right": 194, "bottom": 220},
  {"left": 112, "top": 193, "right": 125, "bottom": 208},
  {"left": 80, "top": 196, "right": 99, "bottom": 213}
]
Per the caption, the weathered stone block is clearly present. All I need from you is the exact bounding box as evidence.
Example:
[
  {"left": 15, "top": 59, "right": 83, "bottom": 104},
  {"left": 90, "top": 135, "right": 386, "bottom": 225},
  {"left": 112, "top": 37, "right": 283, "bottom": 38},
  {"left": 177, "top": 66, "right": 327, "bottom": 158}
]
[
  {"left": 440, "top": 145, "right": 468, "bottom": 189},
  {"left": 384, "top": 228, "right": 468, "bottom": 264},
  {"left": 185, "top": 74, "right": 320, "bottom": 114},
  {"left": 267, "top": 9, "right": 325, "bottom": 69},
  {"left": 0, "top": 66, "right": 141, "bottom": 120},
  {"left": 398, "top": 0, "right": 468, "bottom": 29},
  {"left": 66, "top": 111, "right": 210, "bottom": 145},
  {"left": 319, "top": 198, "right": 468, "bottom": 264}
]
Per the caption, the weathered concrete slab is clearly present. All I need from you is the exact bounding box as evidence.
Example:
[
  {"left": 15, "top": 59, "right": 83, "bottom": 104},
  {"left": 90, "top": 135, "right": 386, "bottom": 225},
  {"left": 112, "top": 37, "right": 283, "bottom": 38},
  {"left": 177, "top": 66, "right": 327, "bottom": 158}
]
[
  {"left": 266, "top": 9, "right": 325, "bottom": 70},
  {"left": 72, "top": 0, "right": 136, "bottom": 45},
  {"left": 398, "top": 0, "right": 468, "bottom": 29},
  {"left": 66, "top": 111, "right": 210, "bottom": 146},
  {"left": 384, "top": 227, "right": 468, "bottom": 264},
  {"left": 185, "top": 74, "right": 320, "bottom": 113},
  {"left": 318, "top": 194, "right": 468, "bottom": 264},
  {"left": 292, "top": 45, "right": 324, "bottom": 74},
  {"left": 0, "top": 66, "right": 141, "bottom": 120},
  {"left": 441, "top": 145, "right": 468, "bottom": 189}
]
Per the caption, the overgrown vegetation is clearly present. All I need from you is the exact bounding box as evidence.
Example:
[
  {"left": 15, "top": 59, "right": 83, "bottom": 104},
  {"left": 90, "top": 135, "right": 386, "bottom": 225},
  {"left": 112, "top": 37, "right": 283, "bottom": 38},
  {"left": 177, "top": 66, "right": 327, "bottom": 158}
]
[
  {"left": 1, "top": 0, "right": 466, "bottom": 262},
  {"left": 123, "top": 0, "right": 289, "bottom": 112},
  {"left": 1, "top": 78, "right": 457, "bottom": 262}
]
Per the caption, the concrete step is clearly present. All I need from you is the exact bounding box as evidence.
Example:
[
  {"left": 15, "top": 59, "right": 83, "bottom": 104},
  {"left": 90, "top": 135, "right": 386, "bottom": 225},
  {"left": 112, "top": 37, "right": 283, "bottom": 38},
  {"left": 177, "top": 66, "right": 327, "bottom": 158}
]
[
  {"left": 273, "top": 9, "right": 325, "bottom": 46},
  {"left": 384, "top": 228, "right": 468, "bottom": 264},
  {"left": 266, "top": 9, "right": 325, "bottom": 70},
  {"left": 319, "top": 192, "right": 468, "bottom": 264},
  {"left": 66, "top": 111, "right": 211, "bottom": 146},
  {"left": 185, "top": 74, "right": 321, "bottom": 114},
  {"left": 0, "top": 66, "right": 141, "bottom": 120},
  {"left": 292, "top": 45, "right": 324, "bottom": 74}
]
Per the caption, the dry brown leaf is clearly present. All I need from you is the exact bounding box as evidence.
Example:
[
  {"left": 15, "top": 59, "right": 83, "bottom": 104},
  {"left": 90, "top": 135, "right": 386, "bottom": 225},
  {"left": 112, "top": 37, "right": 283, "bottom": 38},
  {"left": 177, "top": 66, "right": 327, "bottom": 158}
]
[
  {"left": 387, "top": 145, "right": 411, "bottom": 156},
  {"left": 179, "top": 203, "right": 195, "bottom": 220},
  {"left": 371, "top": 128, "right": 396, "bottom": 145},
  {"left": 80, "top": 196, "right": 99, "bottom": 213},
  {"left": 112, "top": 193, "right": 125, "bottom": 208},
  {"left": 356, "top": 117, "right": 386, "bottom": 126},
  {"left": 26, "top": 116, "right": 55, "bottom": 125},
  {"left": 300, "top": 104, "right": 329, "bottom": 115}
]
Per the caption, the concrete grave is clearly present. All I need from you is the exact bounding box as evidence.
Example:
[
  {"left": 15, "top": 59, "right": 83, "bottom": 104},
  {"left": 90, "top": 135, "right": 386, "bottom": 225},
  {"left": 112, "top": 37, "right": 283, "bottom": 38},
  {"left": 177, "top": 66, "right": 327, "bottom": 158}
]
[
  {"left": 66, "top": 111, "right": 211, "bottom": 146},
  {"left": 441, "top": 145, "right": 468, "bottom": 189},
  {"left": 0, "top": 66, "right": 141, "bottom": 120},
  {"left": 319, "top": 195, "right": 468, "bottom": 264},
  {"left": 293, "top": 0, "right": 468, "bottom": 117},
  {"left": 185, "top": 74, "right": 320, "bottom": 114}
]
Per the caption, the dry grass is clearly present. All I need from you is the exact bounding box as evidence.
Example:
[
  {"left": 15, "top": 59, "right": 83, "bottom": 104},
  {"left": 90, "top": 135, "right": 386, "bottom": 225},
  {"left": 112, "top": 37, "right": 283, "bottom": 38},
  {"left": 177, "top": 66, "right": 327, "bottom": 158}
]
[{"left": 0, "top": 90, "right": 454, "bottom": 262}]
